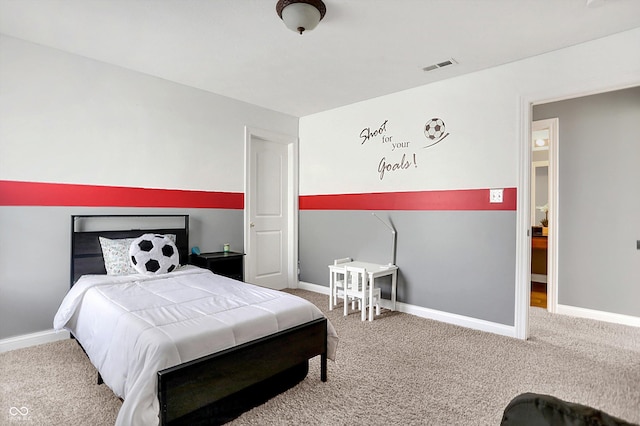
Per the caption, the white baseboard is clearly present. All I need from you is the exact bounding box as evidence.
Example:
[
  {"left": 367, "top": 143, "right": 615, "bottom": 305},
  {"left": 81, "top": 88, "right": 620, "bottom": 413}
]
[
  {"left": 297, "top": 281, "right": 330, "bottom": 295},
  {"left": 395, "top": 301, "right": 516, "bottom": 337},
  {"left": 557, "top": 304, "right": 640, "bottom": 328},
  {"left": 298, "top": 281, "right": 517, "bottom": 338},
  {"left": 0, "top": 329, "right": 70, "bottom": 353}
]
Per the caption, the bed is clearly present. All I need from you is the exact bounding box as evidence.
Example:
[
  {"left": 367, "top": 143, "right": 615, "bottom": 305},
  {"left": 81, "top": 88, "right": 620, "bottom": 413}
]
[{"left": 54, "top": 215, "right": 337, "bottom": 425}]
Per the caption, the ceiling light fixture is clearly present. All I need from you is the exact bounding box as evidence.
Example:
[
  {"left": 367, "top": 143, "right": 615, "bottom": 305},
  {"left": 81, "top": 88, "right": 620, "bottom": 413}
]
[{"left": 276, "top": 0, "right": 326, "bottom": 35}]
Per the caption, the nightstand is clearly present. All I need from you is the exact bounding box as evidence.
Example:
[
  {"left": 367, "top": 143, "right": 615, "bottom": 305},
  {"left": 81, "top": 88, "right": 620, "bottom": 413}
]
[{"left": 190, "top": 251, "right": 245, "bottom": 281}]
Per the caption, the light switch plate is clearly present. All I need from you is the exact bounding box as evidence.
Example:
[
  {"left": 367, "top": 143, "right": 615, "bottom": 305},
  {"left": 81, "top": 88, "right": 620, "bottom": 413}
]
[{"left": 489, "top": 188, "right": 503, "bottom": 203}]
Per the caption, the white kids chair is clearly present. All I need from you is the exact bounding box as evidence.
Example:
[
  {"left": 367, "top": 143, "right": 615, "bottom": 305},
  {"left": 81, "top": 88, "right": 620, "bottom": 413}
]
[
  {"left": 342, "top": 266, "right": 381, "bottom": 321},
  {"left": 329, "top": 257, "right": 351, "bottom": 311}
]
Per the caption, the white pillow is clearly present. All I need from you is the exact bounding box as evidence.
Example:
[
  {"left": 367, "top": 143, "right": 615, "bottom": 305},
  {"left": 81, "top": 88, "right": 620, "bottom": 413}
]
[
  {"left": 129, "top": 233, "right": 179, "bottom": 275},
  {"left": 99, "top": 237, "right": 138, "bottom": 275}
]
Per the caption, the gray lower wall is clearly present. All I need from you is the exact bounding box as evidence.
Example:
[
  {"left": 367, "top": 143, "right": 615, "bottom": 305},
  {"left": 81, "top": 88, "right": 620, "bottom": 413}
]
[
  {"left": 299, "top": 210, "right": 516, "bottom": 325},
  {"left": 0, "top": 207, "right": 244, "bottom": 340},
  {"left": 533, "top": 86, "right": 640, "bottom": 317}
]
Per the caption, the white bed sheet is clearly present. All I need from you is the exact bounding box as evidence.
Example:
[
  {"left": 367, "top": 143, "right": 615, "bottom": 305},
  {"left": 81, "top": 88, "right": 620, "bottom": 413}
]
[{"left": 53, "top": 265, "right": 337, "bottom": 426}]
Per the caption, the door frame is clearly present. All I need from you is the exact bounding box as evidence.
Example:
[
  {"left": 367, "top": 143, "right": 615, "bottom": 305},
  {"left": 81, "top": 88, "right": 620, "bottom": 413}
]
[
  {"left": 516, "top": 102, "right": 572, "bottom": 339},
  {"left": 531, "top": 118, "right": 558, "bottom": 314},
  {"left": 243, "top": 126, "right": 299, "bottom": 288}
]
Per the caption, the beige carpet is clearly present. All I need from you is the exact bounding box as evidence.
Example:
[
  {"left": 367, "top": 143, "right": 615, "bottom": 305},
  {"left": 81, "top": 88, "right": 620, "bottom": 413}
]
[{"left": 1, "top": 289, "right": 639, "bottom": 425}]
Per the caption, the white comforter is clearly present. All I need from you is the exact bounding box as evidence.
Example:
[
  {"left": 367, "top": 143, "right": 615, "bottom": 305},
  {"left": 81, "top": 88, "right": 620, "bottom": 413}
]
[{"left": 53, "top": 266, "right": 337, "bottom": 426}]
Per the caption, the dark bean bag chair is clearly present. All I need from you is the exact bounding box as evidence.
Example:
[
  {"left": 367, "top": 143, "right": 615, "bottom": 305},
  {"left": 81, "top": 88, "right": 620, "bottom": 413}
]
[{"left": 501, "top": 393, "right": 637, "bottom": 426}]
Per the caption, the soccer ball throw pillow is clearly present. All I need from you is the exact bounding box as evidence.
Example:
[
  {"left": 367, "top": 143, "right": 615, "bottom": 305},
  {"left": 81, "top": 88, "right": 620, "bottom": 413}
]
[{"left": 129, "top": 233, "right": 179, "bottom": 275}]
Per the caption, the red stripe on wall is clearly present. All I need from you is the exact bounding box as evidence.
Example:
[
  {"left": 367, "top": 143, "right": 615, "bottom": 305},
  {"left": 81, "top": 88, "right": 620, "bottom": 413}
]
[
  {"left": 299, "top": 188, "right": 517, "bottom": 211},
  {"left": 0, "top": 180, "right": 244, "bottom": 209}
]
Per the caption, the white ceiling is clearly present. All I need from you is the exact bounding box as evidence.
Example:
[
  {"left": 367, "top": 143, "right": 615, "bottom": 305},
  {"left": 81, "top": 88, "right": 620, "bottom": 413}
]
[{"left": 1, "top": 0, "right": 639, "bottom": 117}]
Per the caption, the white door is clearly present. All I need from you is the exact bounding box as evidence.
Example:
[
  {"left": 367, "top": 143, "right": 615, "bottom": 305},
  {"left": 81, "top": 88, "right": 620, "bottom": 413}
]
[{"left": 244, "top": 128, "right": 297, "bottom": 290}]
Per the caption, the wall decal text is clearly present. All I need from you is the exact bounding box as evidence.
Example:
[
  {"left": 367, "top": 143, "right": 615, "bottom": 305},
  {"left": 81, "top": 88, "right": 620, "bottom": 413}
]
[
  {"left": 359, "top": 117, "right": 449, "bottom": 180},
  {"left": 378, "top": 153, "right": 417, "bottom": 180},
  {"left": 360, "top": 119, "right": 389, "bottom": 144}
]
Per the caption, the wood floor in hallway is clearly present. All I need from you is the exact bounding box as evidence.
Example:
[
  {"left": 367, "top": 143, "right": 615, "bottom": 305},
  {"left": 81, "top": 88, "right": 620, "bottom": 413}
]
[{"left": 530, "top": 281, "right": 547, "bottom": 308}]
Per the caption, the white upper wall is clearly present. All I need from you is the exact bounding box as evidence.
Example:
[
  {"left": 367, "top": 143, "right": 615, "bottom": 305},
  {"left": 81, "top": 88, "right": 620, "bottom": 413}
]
[
  {"left": 0, "top": 35, "right": 298, "bottom": 193},
  {"left": 299, "top": 28, "right": 640, "bottom": 195}
]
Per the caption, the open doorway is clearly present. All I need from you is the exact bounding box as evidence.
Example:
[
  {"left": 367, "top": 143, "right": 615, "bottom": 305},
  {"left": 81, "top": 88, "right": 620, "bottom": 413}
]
[{"left": 517, "top": 85, "right": 639, "bottom": 340}]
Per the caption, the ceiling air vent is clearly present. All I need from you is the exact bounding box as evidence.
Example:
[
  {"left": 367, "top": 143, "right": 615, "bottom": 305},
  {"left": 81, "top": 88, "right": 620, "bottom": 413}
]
[{"left": 422, "top": 58, "right": 458, "bottom": 72}]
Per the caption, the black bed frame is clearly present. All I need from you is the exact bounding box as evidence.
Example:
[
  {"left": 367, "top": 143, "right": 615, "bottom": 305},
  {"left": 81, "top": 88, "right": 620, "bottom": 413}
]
[{"left": 70, "top": 215, "right": 328, "bottom": 425}]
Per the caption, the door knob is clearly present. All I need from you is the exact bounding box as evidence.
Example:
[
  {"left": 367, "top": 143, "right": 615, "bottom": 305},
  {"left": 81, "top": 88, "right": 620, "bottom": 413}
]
[{"left": 250, "top": 222, "right": 255, "bottom": 228}]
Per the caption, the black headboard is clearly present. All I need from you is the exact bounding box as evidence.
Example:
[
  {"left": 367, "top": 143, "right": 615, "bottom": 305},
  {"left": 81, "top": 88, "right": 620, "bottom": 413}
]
[{"left": 70, "top": 215, "right": 189, "bottom": 286}]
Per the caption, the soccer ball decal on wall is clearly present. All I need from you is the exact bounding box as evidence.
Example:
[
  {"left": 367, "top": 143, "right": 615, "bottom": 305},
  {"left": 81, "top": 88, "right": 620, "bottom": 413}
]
[
  {"left": 423, "top": 118, "right": 449, "bottom": 148},
  {"left": 129, "top": 233, "right": 179, "bottom": 275}
]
